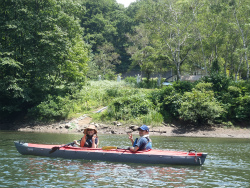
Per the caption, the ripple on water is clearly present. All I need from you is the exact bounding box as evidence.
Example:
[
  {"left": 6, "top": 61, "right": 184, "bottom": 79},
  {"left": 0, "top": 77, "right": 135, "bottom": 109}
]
[
  {"left": 0, "top": 156, "right": 208, "bottom": 187},
  {"left": 1, "top": 133, "right": 250, "bottom": 187}
]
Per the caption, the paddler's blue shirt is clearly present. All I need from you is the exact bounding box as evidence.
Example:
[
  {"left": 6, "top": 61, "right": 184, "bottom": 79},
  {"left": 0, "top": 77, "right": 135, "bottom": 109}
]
[{"left": 133, "top": 135, "right": 152, "bottom": 151}]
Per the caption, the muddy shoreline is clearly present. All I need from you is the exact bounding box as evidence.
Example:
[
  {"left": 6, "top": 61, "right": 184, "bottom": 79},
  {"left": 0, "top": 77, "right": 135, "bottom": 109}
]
[{"left": 9, "top": 115, "right": 250, "bottom": 139}]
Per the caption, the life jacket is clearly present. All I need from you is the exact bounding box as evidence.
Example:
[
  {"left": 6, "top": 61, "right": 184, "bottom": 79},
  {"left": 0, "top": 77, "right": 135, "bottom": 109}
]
[
  {"left": 133, "top": 136, "right": 152, "bottom": 150},
  {"left": 80, "top": 136, "right": 98, "bottom": 147}
]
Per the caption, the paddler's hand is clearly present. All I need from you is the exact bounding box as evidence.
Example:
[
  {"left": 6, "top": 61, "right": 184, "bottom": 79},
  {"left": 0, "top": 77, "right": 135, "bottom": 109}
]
[
  {"left": 128, "top": 133, "right": 133, "bottom": 141},
  {"left": 92, "top": 134, "right": 96, "bottom": 141},
  {"left": 73, "top": 140, "right": 78, "bottom": 145}
]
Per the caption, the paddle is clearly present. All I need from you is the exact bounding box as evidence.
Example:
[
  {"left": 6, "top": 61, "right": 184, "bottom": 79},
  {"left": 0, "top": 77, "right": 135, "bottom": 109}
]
[
  {"left": 102, "top": 146, "right": 128, "bottom": 150},
  {"left": 49, "top": 140, "right": 80, "bottom": 154}
]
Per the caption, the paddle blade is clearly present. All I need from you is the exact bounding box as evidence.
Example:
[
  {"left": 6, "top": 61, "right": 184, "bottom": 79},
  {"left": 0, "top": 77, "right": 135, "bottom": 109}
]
[
  {"left": 102, "top": 146, "right": 118, "bottom": 150},
  {"left": 49, "top": 146, "right": 60, "bottom": 154}
]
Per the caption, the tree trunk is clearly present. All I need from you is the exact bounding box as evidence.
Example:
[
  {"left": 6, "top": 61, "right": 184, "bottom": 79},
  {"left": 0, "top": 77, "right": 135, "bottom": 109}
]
[
  {"left": 176, "top": 62, "right": 181, "bottom": 81},
  {"left": 245, "top": 51, "right": 249, "bottom": 81},
  {"left": 225, "top": 44, "right": 228, "bottom": 75},
  {"left": 157, "top": 73, "right": 161, "bottom": 87},
  {"left": 235, "top": 54, "right": 243, "bottom": 81}
]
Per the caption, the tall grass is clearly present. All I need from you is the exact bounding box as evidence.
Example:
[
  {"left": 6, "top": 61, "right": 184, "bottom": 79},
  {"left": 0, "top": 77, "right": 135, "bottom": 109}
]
[{"left": 28, "top": 80, "right": 153, "bottom": 122}]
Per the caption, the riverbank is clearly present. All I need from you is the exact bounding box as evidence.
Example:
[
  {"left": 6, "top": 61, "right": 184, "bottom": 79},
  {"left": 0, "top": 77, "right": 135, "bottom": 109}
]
[{"left": 13, "top": 115, "right": 250, "bottom": 138}]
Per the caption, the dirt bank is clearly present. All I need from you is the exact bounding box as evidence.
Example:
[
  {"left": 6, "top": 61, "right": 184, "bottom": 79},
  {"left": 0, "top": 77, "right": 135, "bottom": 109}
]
[{"left": 14, "top": 115, "right": 250, "bottom": 139}]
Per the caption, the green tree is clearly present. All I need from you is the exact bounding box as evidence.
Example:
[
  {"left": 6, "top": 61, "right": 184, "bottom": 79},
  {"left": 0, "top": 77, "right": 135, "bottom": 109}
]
[
  {"left": 80, "top": 0, "right": 133, "bottom": 73},
  {"left": 0, "top": 0, "right": 89, "bottom": 121},
  {"left": 232, "top": 0, "right": 250, "bottom": 81},
  {"left": 126, "top": 24, "right": 152, "bottom": 78},
  {"left": 93, "top": 42, "right": 121, "bottom": 79},
  {"left": 141, "top": 0, "right": 201, "bottom": 80}
]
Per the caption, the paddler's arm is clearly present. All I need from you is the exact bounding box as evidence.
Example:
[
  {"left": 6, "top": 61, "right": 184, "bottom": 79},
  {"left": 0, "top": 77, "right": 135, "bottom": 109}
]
[
  {"left": 73, "top": 140, "right": 80, "bottom": 146},
  {"left": 129, "top": 146, "right": 139, "bottom": 152},
  {"left": 74, "top": 135, "right": 86, "bottom": 147}
]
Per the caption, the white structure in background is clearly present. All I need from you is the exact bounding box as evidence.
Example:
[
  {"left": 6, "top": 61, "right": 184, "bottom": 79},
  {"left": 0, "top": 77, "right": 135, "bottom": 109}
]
[
  {"left": 137, "top": 74, "right": 141, "bottom": 84},
  {"left": 157, "top": 74, "right": 161, "bottom": 86},
  {"left": 164, "top": 75, "right": 203, "bottom": 83},
  {"left": 117, "top": 75, "right": 121, "bottom": 82},
  {"left": 181, "top": 75, "right": 203, "bottom": 82},
  {"left": 98, "top": 75, "right": 102, "bottom": 81},
  {"left": 162, "top": 80, "right": 173, "bottom": 86}
]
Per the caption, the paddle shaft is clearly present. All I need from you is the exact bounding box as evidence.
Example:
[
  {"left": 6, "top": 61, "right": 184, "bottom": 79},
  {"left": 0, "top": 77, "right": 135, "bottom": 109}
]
[
  {"left": 49, "top": 139, "right": 80, "bottom": 154},
  {"left": 58, "top": 140, "right": 79, "bottom": 149},
  {"left": 102, "top": 146, "right": 128, "bottom": 150}
]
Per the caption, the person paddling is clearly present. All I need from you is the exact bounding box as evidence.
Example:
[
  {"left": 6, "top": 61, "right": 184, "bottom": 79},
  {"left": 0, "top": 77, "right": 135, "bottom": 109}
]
[
  {"left": 128, "top": 125, "right": 152, "bottom": 152},
  {"left": 74, "top": 125, "right": 99, "bottom": 148}
]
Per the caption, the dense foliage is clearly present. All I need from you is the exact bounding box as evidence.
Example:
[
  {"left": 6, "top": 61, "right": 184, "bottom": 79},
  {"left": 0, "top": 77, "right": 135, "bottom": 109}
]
[
  {"left": 1, "top": 0, "right": 250, "bottom": 127},
  {"left": 0, "top": 0, "right": 89, "bottom": 121},
  {"left": 93, "top": 78, "right": 250, "bottom": 126}
]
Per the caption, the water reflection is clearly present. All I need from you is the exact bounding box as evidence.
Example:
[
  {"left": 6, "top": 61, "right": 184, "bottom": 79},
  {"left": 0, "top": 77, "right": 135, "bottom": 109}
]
[{"left": 20, "top": 158, "right": 205, "bottom": 187}]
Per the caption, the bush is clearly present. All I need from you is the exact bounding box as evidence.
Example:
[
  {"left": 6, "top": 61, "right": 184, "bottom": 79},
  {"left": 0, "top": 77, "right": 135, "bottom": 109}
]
[
  {"left": 220, "top": 86, "right": 242, "bottom": 120},
  {"left": 195, "top": 82, "right": 213, "bottom": 91},
  {"left": 227, "top": 86, "right": 241, "bottom": 98},
  {"left": 104, "top": 87, "right": 139, "bottom": 101},
  {"left": 161, "top": 88, "right": 182, "bottom": 121},
  {"left": 103, "top": 71, "right": 117, "bottom": 80},
  {"left": 124, "top": 76, "right": 137, "bottom": 85},
  {"left": 178, "top": 88, "right": 224, "bottom": 124},
  {"left": 28, "top": 95, "right": 71, "bottom": 121},
  {"left": 172, "top": 81, "right": 194, "bottom": 94},
  {"left": 148, "top": 88, "right": 167, "bottom": 106},
  {"left": 230, "top": 80, "right": 250, "bottom": 95},
  {"left": 138, "top": 78, "right": 159, "bottom": 89},
  {"left": 104, "top": 94, "right": 154, "bottom": 121},
  {"left": 105, "top": 87, "right": 123, "bottom": 99},
  {"left": 142, "top": 110, "right": 163, "bottom": 126},
  {"left": 201, "top": 73, "right": 231, "bottom": 95},
  {"left": 234, "top": 95, "right": 250, "bottom": 121}
]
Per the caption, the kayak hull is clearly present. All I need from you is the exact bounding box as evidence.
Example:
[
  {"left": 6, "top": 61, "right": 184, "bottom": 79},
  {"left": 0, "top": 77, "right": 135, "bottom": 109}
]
[{"left": 14, "top": 141, "right": 207, "bottom": 166}]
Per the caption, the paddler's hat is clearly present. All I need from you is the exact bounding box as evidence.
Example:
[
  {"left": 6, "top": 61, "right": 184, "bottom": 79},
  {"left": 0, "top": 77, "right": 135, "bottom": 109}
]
[
  {"left": 138, "top": 125, "right": 149, "bottom": 132},
  {"left": 84, "top": 125, "right": 97, "bottom": 134}
]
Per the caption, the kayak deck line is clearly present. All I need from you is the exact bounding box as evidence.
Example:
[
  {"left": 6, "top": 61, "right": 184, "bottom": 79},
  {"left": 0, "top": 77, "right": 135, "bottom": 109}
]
[
  {"left": 27, "top": 143, "right": 203, "bottom": 156},
  {"left": 14, "top": 141, "right": 207, "bottom": 166}
]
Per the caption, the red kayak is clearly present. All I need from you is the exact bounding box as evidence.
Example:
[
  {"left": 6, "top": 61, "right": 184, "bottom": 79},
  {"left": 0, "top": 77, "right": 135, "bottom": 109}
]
[{"left": 14, "top": 141, "right": 207, "bottom": 166}]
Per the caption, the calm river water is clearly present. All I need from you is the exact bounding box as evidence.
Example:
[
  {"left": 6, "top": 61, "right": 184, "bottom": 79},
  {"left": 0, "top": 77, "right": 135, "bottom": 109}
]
[{"left": 0, "top": 131, "right": 249, "bottom": 187}]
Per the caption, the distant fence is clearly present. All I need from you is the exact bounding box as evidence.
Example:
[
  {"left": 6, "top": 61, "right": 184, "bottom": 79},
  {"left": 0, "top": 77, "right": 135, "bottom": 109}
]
[
  {"left": 180, "top": 75, "right": 203, "bottom": 82},
  {"left": 121, "top": 70, "right": 172, "bottom": 79},
  {"left": 117, "top": 69, "right": 204, "bottom": 82},
  {"left": 165, "top": 75, "right": 203, "bottom": 82}
]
